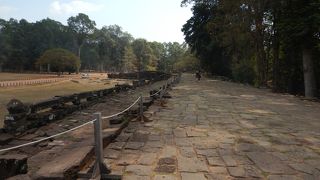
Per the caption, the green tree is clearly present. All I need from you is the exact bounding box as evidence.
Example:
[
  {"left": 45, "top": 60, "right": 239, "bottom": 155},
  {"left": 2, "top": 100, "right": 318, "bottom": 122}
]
[
  {"left": 132, "top": 39, "right": 155, "bottom": 72},
  {"left": 123, "top": 46, "right": 137, "bottom": 72},
  {"left": 181, "top": 0, "right": 320, "bottom": 97},
  {"left": 174, "top": 50, "right": 200, "bottom": 72},
  {"left": 36, "top": 48, "right": 80, "bottom": 74},
  {"left": 278, "top": 0, "right": 320, "bottom": 98},
  {"left": 67, "top": 13, "right": 96, "bottom": 59}
]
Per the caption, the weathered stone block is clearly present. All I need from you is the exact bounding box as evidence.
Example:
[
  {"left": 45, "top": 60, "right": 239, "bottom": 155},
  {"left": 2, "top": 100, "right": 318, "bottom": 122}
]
[{"left": 0, "top": 154, "right": 28, "bottom": 179}]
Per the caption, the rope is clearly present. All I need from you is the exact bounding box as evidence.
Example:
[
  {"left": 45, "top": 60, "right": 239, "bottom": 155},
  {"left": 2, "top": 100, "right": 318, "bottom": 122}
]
[
  {"left": 149, "top": 77, "right": 173, "bottom": 97},
  {"left": 150, "top": 88, "right": 162, "bottom": 97},
  {"left": 0, "top": 77, "right": 178, "bottom": 153},
  {"left": 0, "top": 120, "right": 96, "bottom": 153},
  {"left": 101, "top": 96, "right": 141, "bottom": 119}
]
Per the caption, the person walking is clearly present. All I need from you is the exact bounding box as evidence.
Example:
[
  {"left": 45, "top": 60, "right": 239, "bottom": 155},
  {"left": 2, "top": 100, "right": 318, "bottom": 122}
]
[{"left": 195, "top": 70, "right": 201, "bottom": 81}]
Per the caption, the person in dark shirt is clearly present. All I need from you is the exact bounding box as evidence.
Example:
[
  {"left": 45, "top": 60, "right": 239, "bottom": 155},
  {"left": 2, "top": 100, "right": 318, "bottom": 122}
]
[{"left": 195, "top": 70, "right": 201, "bottom": 81}]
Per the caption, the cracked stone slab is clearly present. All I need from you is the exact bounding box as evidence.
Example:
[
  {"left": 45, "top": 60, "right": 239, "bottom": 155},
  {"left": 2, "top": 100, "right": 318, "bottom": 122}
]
[
  {"left": 179, "top": 147, "right": 196, "bottom": 157},
  {"left": 247, "top": 152, "right": 295, "bottom": 174},
  {"left": 123, "top": 175, "right": 149, "bottom": 180},
  {"left": 177, "top": 156, "right": 208, "bottom": 172},
  {"left": 196, "top": 149, "right": 219, "bottom": 157},
  {"left": 173, "top": 128, "right": 187, "bottom": 138},
  {"left": 130, "top": 132, "right": 149, "bottom": 142},
  {"left": 227, "top": 166, "right": 246, "bottom": 178},
  {"left": 115, "top": 133, "right": 132, "bottom": 142},
  {"left": 175, "top": 138, "right": 193, "bottom": 147},
  {"left": 205, "top": 173, "right": 231, "bottom": 180},
  {"left": 235, "top": 143, "right": 265, "bottom": 152},
  {"left": 108, "top": 142, "right": 126, "bottom": 150},
  {"left": 180, "top": 173, "right": 207, "bottom": 180},
  {"left": 116, "top": 154, "right": 139, "bottom": 166},
  {"left": 149, "top": 135, "right": 162, "bottom": 141},
  {"left": 289, "top": 163, "right": 314, "bottom": 175},
  {"left": 160, "top": 146, "right": 177, "bottom": 158},
  {"left": 155, "top": 165, "right": 176, "bottom": 173},
  {"left": 104, "top": 148, "right": 121, "bottom": 159},
  {"left": 267, "top": 175, "right": 301, "bottom": 180},
  {"left": 145, "top": 141, "right": 163, "bottom": 148},
  {"left": 125, "top": 142, "right": 145, "bottom": 150},
  {"left": 154, "top": 175, "right": 177, "bottom": 180},
  {"left": 221, "top": 155, "right": 237, "bottom": 167},
  {"left": 186, "top": 130, "right": 207, "bottom": 137},
  {"left": 125, "top": 165, "right": 153, "bottom": 176},
  {"left": 137, "top": 153, "right": 157, "bottom": 165},
  {"left": 207, "top": 156, "right": 225, "bottom": 166},
  {"left": 208, "top": 166, "right": 228, "bottom": 175}
]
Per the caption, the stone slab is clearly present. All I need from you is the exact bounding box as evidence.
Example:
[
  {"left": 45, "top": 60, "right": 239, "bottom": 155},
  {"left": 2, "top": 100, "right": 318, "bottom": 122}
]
[
  {"left": 0, "top": 154, "right": 28, "bottom": 179},
  {"left": 177, "top": 156, "right": 208, "bottom": 172},
  {"left": 247, "top": 152, "right": 295, "bottom": 174},
  {"left": 125, "top": 165, "right": 152, "bottom": 176},
  {"left": 108, "top": 142, "right": 126, "bottom": 150},
  {"left": 34, "top": 146, "right": 93, "bottom": 179},
  {"left": 207, "top": 157, "right": 224, "bottom": 166},
  {"left": 154, "top": 175, "right": 177, "bottom": 180},
  {"left": 180, "top": 172, "right": 206, "bottom": 180},
  {"left": 125, "top": 142, "right": 145, "bottom": 150},
  {"left": 227, "top": 166, "right": 246, "bottom": 178},
  {"left": 221, "top": 155, "right": 237, "bottom": 167},
  {"left": 104, "top": 148, "right": 121, "bottom": 159},
  {"left": 137, "top": 153, "right": 157, "bottom": 165}
]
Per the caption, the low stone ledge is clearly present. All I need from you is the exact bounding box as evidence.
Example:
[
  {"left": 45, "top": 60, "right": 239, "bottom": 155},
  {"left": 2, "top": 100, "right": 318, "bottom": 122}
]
[{"left": 0, "top": 154, "right": 28, "bottom": 179}]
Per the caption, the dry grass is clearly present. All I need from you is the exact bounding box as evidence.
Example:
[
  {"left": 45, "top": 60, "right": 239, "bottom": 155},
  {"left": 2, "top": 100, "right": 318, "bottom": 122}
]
[
  {"left": 0, "top": 76, "right": 129, "bottom": 128},
  {"left": 0, "top": 73, "right": 61, "bottom": 81}
]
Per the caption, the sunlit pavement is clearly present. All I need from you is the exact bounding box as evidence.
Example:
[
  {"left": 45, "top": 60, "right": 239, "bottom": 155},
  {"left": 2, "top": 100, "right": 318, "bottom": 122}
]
[{"left": 104, "top": 74, "right": 320, "bottom": 180}]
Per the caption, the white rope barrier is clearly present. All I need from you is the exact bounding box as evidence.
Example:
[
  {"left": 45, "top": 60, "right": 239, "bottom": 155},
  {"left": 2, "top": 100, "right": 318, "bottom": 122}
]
[
  {"left": 0, "top": 96, "right": 141, "bottom": 153},
  {"left": 0, "top": 120, "right": 96, "bottom": 153},
  {"left": 150, "top": 88, "right": 162, "bottom": 97},
  {"left": 0, "top": 76, "right": 179, "bottom": 153},
  {"left": 101, "top": 96, "right": 141, "bottom": 119},
  {"left": 149, "top": 77, "right": 174, "bottom": 97}
]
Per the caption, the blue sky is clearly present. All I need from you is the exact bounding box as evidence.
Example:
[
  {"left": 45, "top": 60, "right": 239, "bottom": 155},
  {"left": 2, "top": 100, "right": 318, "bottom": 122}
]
[{"left": 0, "top": 0, "right": 192, "bottom": 43}]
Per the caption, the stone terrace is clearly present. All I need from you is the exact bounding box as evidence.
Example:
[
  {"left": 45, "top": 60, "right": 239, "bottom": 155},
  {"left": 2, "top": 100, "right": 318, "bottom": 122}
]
[{"left": 103, "top": 74, "right": 320, "bottom": 180}]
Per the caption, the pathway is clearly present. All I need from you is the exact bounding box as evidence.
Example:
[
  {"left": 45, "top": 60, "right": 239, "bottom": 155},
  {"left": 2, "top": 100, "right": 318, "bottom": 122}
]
[{"left": 104, "top": 74, "right": 320, "bottom": 180}]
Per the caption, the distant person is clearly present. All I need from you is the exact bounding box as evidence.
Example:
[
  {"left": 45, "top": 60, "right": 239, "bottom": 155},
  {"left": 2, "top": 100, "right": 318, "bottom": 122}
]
[{"left": 195, "top": 70, "right": 201, "bottom": 81}]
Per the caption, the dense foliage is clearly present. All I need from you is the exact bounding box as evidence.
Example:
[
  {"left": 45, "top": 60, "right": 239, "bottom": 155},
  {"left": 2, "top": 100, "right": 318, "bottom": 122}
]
[
  {"left": 0, "top": 13, "right": 197, "bottom": 74},
  {"left": 182, "top": 0, "right": 320, "bottom": 97},
  {"left": 36, "top": 48, "right": 80, "bottom": 74}
]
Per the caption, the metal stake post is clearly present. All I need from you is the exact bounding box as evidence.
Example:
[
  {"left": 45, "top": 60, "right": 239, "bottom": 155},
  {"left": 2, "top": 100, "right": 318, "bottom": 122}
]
[
  {"left": 91, "top": 113, "right": 111, "bottom": 179},
  {"left": 78, "top": 114, "right": 121, "bottom": 179},
  {"left": 139, "top": 94, "right": 144, "bottom": 122}
]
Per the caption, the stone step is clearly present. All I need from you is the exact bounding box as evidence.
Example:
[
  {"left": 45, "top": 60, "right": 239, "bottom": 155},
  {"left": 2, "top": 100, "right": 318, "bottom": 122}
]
[{"left": 33, "top": 146, "right": 93, "bottom": 180}]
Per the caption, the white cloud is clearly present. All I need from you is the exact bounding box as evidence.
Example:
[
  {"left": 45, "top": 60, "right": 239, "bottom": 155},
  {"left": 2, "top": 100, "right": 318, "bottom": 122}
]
[
  {"left": 0, "top": 5, "right": 17, "bottom": 16},
  {"left": 49, "top": 0, "right": 103, "bottom": 15}
]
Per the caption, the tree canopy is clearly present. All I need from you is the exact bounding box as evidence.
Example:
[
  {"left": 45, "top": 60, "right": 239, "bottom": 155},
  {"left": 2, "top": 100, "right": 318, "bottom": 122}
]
[
  {"left": 0, "top": 13, "right": 196, "bottom": 74},
  {"left": 36, "top": 48, "right": 80, "bottom": 74},
  {"left": 182, "top": 0, "right": 320, "bottom": 98}
]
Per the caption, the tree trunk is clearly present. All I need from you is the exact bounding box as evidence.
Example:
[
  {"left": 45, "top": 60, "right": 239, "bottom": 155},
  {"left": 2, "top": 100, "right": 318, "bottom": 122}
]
[
  {"left": 302, "top": 47, "right": 316, "bottom": 98},
  {"left": 78, "top": 46, "right": 81, "bottom": 58},
  {"left": 254, "top": 14, "right": 267, "bottom": 87},
  {"left": 272, "top": 37, "right": 280, "bottom": 91},
  {"left": 272, "top": 15, "right": 280, "bottom": 92},
  {"left": 137, "top": 58, "right": 141, "bottom": 85}
]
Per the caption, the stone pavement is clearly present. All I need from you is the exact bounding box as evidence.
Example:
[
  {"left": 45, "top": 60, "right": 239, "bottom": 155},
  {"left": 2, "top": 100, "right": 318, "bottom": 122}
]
[{"left": 103, "top": 74, "right": 320, "bottom": 180}]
